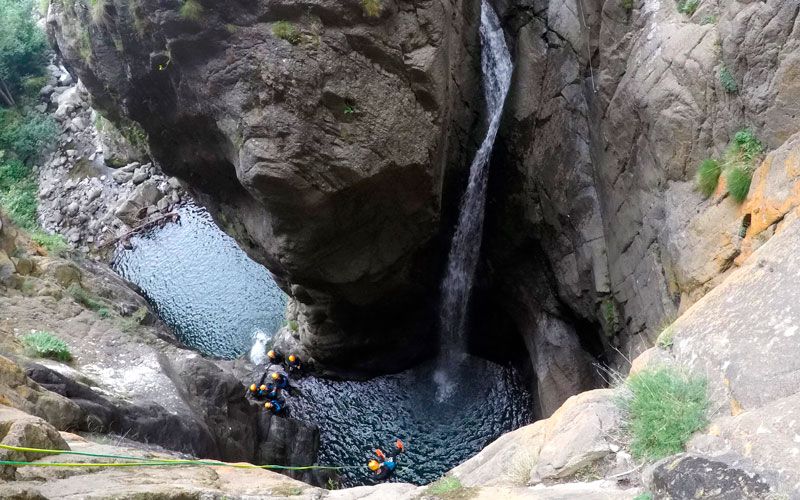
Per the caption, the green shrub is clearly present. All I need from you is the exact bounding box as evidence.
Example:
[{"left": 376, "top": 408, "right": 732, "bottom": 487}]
[
  {"left": 272, "top": 21, "right": 302, "bottom": 44},
  {"left": 695, "top": 158, "right": 721, "bottom": 197},
  {"left": 634, "top": 494, "right": 653, "bottom": 500},
  {"left": 22, "top": 75, "right": 48, "bottom": 98},
  {"left": 68, "top": 283, "right": 108, "bottom": 312},
  {"left": 31, "top": 231, "right": 68, "bottom": 255},
  {"left": 656, "top": 326, "right": 675, "bottom": 349},
  {"left": 731, "top": 129, "right": 763, "bottom": 162},
  {"left": 179, "top": 0, "right": 203, "bottom": 21},
  {"left": 287, "top": 319, "right": 299, "bottom": 332},
  {"left": 0, "top": 109, "right": 58, "bottom": 162},
  {"left": 0, "top": 159, "right": 30, "bottom": 192},
  {"left": 622, "top": 368, "right": 708, "bottom": 460},
  {"left": 425, "top": 477, "right": 475, "bottom": 499},
  {"left": 0, "top": 0, "right": 48, "bottom": 106},
  {"left": 22, "top": 331, "right": 72, "bottom": 362},
  {"left": 719, "top": 66, "right": 738, "bottom": 93},
  {"left": 361, "top": 0, "right": 382, "bottom": 17},
  {"left": 677, "top": 0, "right": 700, "bottom": 15},
  {"left": 726, "top": 165, "right": 752, "bottom": 203},
  {"left": 620, "top": 0, "right": 634, "bottom": 11},
  {"left": 2, "top": 180, "right": 37, "bottom": 229}
]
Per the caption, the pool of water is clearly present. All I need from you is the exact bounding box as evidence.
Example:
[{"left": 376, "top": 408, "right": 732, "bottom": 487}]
[
  {"left": 288, "top": 358, "right": 531, "bottom": 485},
  {"left": 111, "top": 202, "right": 287, "bottom": 358},
  {"left": 111, "top": 201, "right": 532, "bottom": 486}
]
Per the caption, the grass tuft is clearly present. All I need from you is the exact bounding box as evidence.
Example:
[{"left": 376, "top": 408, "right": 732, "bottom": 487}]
[
  {"left": 677, "top": 0, "right": 700, "bottom": 15},
  {"left": 361, "top": 0, "right": 382, "bottom": 17},
  {"left": 634, "top": 494, "right": 653, "bottom": 500},
  {"left": 31, "top": 231, "right": 69, "bottom": 256},
  {"left": 22, "top": 331, "right": 72, "bottom": 362},
  {"left": 620, "top": 0, "right": 633, "bottom": 11},
  {"left": 179, "top": 0, "right": 203, "bottom": 21},
  {"left": 695, "top": 158, "right": 721, "bottom": 197},
  {"left": 700, "top": 14, "right": 717, "bottom": 25},
  {"left": 425, "top": 477, "right": 476, "bottom": 499},
  {"left": 726, "top": 165, "right": 752, "bottom": 203},
  {"left": 719, "top": 66, "right": 738, "bottom": 93},
  {"left": 68, "top": 283, "right": 108, "bottom": 312},
  {"left": 272, "top": 21, "right": 302, "bottom": 44},
  {"left": 621, "top": 368, "right": 708, "bottom": 460}
]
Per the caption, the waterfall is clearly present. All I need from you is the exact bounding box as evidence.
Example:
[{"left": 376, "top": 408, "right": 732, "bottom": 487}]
[{"left": 436, "top": 0, "right": 512, "bottom": 397}]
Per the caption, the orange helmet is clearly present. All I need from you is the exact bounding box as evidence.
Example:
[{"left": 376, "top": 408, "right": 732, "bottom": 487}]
[
  {"left": 249, "top": 384, "right": 257, "bottom": 392},
  {"left": 267, "top": 350, "right": 276, "bottom": 359},
  {"left": 271, "top": 372, "right": 280, "bottom": 380},
  {"left": 368, "top": 459, "right": 380, "bottom": 471},
  {"left": 288, "top": 354, "right": 297, "bottom": 363},
  {"left": 264, "top": 402, "right": 273, "bottom": 409},
  {"left": 259, "top": 385, "right": 267, "bottom": 391},
  {"left": 375, "top": 449, "right": 385, "bottom": 459}
]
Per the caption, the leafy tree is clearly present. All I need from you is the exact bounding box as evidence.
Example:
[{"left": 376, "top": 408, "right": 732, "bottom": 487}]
[{"left": 0, "top": 0, "right": 48, "bottom": 107}]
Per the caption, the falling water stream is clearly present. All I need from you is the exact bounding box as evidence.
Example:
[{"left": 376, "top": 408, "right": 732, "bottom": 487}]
[
  {"left": 111, "top": 1, "right": 530, "bottom": 487},
  {"left": 437, "top": 0, "right": 513, "bottom": 400}
]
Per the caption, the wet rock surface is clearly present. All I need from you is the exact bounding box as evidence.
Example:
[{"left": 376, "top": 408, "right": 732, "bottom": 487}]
[{"left": 647, "top": 454, "right": 771, "bottom": 500}]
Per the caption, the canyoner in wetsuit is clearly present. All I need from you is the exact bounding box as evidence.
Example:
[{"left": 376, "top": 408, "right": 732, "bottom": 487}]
[
  {"left": 368, "top": 439, "right": 405, "bottom": 481},
  {"left": 286, "top": 353, "right": 303, "bottom": 375},
  {"left": 270, "top": 371, "right": 300, "bottom": 395},
  {"left": 248, "top": 372, "right": 281, "bottom": 401},
  {"left": 264, "top": 397, "right": 286, "bottom": 415},
  {"left": 266, "top": 349, "right": 285, "bottom": 368}
]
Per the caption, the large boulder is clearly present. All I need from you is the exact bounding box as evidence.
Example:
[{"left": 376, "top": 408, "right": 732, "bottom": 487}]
[
  {"left": 0, "top": 356, "right": 82, "bottom": 431},
  {"left": 0, "top": 406, "right": 69, "bottom": 479},
  {"left": 451, "top": 389, "right": 624, "bottom": 487},
  {"left": 47, "top": 0, "right": 483, "bottom": 373}
]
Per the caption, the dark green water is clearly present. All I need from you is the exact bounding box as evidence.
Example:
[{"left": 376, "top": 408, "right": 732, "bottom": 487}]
[{"left": 112, "top": 202, "right": 532, "bottom": 486}]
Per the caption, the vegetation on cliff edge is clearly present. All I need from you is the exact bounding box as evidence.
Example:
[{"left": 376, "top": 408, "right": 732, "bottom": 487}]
[
  {"left": 621, "top": 367, "right": 708, "bottom": 460},
  {"left": 22, "top": 331, "right": 72, "bottom": 362},
  {"left": 695, "top": 129, "right": 764, "bottom": 203}
]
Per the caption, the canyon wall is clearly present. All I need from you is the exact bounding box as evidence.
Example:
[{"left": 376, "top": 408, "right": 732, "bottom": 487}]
[{"left": 47, "top": 0, "right": 800, "bottom": 412}]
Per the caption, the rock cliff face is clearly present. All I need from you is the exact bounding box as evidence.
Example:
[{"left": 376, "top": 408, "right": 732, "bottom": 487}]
[
  {"left": 482, "top": 0, "right": 800, "bottom": 413},
  {"left": 46, "top": 0, "right": 483, "bottom": 373}
]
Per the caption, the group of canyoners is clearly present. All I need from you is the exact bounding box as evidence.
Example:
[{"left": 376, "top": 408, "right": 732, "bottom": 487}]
[
  {"left": 247, "top": 348, "right": 404, "bottom": 481},
  {"left": 247, "top": 349, "right": 302, "bottom": 415}
]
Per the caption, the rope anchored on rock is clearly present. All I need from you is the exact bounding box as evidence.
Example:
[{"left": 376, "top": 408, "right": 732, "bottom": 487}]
[{"left": 0, "top": 444, "right": 349, "bottom": 471}]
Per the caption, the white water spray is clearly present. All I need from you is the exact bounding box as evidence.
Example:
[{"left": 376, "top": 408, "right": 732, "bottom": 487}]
[{"left": 249, "top": 329, "right": 269, "bottom": 365}]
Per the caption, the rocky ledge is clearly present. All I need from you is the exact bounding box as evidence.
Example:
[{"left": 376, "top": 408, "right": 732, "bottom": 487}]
[{"left": 0, "top": 212, "right": 321, "bottom": 484}]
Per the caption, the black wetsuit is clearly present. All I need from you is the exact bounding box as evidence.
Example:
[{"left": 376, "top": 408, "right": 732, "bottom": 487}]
[{"left": 287, "top": 357, "right": 302, "bottom": 375}]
